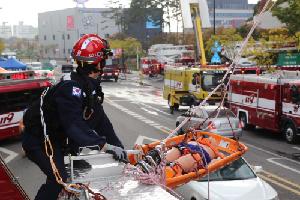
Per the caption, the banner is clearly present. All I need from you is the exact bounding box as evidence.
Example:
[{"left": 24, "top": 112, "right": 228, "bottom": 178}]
[{"left": 67, "top": 16, "right": 75, "bottom": 30}]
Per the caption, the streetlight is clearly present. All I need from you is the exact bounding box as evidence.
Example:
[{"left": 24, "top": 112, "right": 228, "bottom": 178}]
[{"left": 213, "top": 0, "right": 216, "bottom": 35}]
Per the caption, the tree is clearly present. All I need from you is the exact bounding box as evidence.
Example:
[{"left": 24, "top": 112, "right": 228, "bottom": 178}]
[
  {"left": 108, "top": 37, "right": 143, "bottom": 58},
  {"left": 204, "top": 28, "right": 243, "bottom": 61},
  {"left": 0, "top": 39, "right": 5, "bottom": 54},
  {"left": 244, "top": 28, "right": 297, "bottom": 70},
  {"left": 272, "top": 0, "right": 300, "bottom": 35}
]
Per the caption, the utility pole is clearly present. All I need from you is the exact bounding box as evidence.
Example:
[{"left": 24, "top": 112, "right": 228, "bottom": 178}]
[{"left": 213, "top": 0, "right": 216, "bottom": 35}]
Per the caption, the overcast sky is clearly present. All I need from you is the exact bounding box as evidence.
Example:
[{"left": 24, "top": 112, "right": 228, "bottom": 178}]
[{"left": 0, "top": 0, "right": 259, "bottom": 27}]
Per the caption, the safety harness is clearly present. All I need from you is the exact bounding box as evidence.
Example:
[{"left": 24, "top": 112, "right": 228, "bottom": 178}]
[{"left": 40, "top": 88, "right": 106, "bottom": 199}]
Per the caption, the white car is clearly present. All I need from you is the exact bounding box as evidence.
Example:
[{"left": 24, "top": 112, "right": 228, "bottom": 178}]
[
  {"left": 26, "top": 62, "right": 42, "bottom": 70},
  {"left": 175, "top": 158, "right": 278, "bottom": 200}
]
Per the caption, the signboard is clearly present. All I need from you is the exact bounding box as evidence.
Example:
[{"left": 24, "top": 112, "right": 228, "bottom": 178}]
[
  {"left": 67, "top": 16, "right": 75, "bottom": 30},
  {"left": 277, "top": 53, "right": 300, "bottom": 66},
  {"left": 146, "top": 17, "right": 160, "bottom": 29}
]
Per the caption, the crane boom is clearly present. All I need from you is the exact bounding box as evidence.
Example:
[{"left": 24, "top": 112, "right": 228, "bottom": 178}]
[{"left": 180, "top": 0, "right": 211, "bottom": 65}]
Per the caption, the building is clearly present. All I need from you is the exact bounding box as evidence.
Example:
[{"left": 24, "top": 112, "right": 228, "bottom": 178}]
[
  {"left": 13, "top": 22, "right": 38, "bottom": 39},
  {"left": 38, "top": 7, "right": 119, "bottom": 59},
  {"left": 0, "top": 22, "right": 12, "bottom": 39},
  {"left": 207, "top": 0, "right": 255, "bottom": 28}
]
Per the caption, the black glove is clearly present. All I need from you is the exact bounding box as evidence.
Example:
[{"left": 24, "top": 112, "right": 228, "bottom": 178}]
[{"left": 104, "top": 144, "right": 127, "bottom": 162}]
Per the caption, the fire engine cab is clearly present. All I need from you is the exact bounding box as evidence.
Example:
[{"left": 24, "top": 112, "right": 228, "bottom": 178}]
[
  {"left": 0, "top": 69, "right": 52, "bottom": 140},
  {"left": 228, "top": 70, "right": 300, "bottom": 143}
]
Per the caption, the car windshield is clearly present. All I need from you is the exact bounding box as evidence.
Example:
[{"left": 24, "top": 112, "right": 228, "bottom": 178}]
[
  {"left": 206, "top": 109, "right": 236, "bottom": 118},
  {"left": 198, "top": 158, "right": 256, "bottom": 181}
]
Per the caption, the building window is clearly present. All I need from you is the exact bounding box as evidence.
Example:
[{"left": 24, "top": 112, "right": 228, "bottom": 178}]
[
  {"left": 53, "top": 35, "right": 55, "bottom": 40},
  {"left": 44, "top": 35, "right": 47, "bottom": 40},
  {"left": 67, "top": 34, "right": 70, "bottom": 40}
]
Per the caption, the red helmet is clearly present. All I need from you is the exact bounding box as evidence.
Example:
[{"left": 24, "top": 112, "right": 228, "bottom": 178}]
[{"left": 71, "top": 34, "right": 111, "bottom": 65}]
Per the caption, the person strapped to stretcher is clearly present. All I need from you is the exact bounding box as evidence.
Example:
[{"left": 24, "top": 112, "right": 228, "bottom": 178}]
[{"left": 165, "top": 137, "right": 224, "bottom": 178}]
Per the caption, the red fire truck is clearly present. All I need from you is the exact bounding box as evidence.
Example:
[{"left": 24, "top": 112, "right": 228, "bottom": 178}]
[
  {"left": 0, "top": 69, "right": 52, "bottom": 140},
  {"left": 141, "top": 57, "right": 163, "bottom": 77},
  {"left": 228, "top": 71, "right": 300, "bottom": 143},
  {"left": 0, "top": 155, "right": 30, "bottom": 200}
]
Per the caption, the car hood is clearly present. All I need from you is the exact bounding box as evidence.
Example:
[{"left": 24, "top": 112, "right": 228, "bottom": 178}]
[{"left": 187, "top": 178, "right": 277, "bottom": 200}]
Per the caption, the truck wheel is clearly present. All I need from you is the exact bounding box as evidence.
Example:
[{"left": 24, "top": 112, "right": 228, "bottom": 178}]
[
  {"left": 283, "top": 123, "right": 299, "bottom": 144},
  {"left": 239, "top": 113, "right": 255, "bottom": 130}
]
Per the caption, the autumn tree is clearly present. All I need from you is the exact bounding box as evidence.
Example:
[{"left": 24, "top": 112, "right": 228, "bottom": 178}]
[
  {"left": 272, "top": 0, "right": 300, "bottom": 35},
  {"left": 0, "top": 39, "right": 5, "bottom": 54}
]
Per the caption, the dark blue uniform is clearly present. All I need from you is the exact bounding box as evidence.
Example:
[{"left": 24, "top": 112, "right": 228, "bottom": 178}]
[{"left": 22, "top": 74, "right": 123, "bottom": 200}]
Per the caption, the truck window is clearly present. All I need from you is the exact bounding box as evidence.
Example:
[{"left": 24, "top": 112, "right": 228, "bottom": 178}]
[
  {"left": 192, "top": 73, "right": 200, "bottom": 85},
  {"left": 0, "top": 88, "right": 43, "bottom": 114},
  {"left": 201, "top": 71, "right": 225, "bottom": 91},
  {"left": 291, "top": 85, "right": 300, "bottom": 104}
]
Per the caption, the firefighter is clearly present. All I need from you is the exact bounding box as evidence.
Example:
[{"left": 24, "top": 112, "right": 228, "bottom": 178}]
[{"left": 22, "top": 34, "right": 126, "bottom": 200}]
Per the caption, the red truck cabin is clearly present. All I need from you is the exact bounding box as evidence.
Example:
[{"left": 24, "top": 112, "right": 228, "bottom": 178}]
[{"left": 0, "top": 70, "right": 51, "bottom": 140}]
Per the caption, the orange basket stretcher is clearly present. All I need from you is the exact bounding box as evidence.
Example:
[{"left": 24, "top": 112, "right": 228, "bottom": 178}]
[{"left": 128, "top": 131, "right": 248, "bottom": 188}]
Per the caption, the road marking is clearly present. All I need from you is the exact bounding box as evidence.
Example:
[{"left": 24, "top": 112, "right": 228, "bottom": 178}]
[
  {"left": 245, "top": 142, "right": 300, "bottom": 165},
  {"left": 135, "top": 135, "right": 159, "bottom": 145},
  {"left": 258, "top": 173, "right": 300, "bottom": 196},
  {"left": 141, "top": 107, "right": 158, "bottom": 116},
  {"left": 136, "top": 102, "right": 171, "bottom": 116},
  {"left": 0, "top": 147, "right": 18, "bottom": 163},
  {"left": 106, "top": 98, "right": 171, "bottom": 133},
  {"left": 261, "top": 170, "right": 300, "bottom": 190},
  {"left": 267, "top": 157, "right": 300, "bottom": 174},
  {"left": 293, "top": 146, "right": 300, "bottom": 151}
]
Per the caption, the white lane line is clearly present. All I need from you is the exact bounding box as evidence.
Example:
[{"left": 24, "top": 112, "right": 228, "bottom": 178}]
[
  {"left": 137, "top": 103, "right": 171, "bottom": 116},
  {"left": 141, "top": 108, "right": 158, "bottom": 116},
  {"left": 267, "top": 158, "right": 300, "bottom": 175},
  {"left": 106, "top": 98, "right": 171, "bottom": 133},
  {"left": 0, "top": 147, "right": 18, "bottom": 163},
  {"left": 245, "top": 142, "right": 300, "bottom": 165},
  {"left": 293, "top": 147, "right": 300, "bottom": 151},
  {"left": 135, "top": 135, "right": 159, "bottom": 145}
]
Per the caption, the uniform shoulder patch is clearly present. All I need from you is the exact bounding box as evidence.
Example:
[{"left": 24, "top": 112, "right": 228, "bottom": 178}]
[{"left": 72, "top": 86, "right": 82, "bottom": 97}]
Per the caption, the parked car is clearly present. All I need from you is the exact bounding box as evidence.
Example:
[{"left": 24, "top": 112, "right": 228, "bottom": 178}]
[
  {"left": 26, "top": 62, "right": 42, "bottom": 70},
  {"left": 175, "top": 157, "right": 279, "bottom": 200},
  {"left": 176, "top": 106, "right": 242, "bottom": 138}
]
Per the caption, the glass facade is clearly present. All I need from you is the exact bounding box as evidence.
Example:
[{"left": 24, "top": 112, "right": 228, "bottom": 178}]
[{"left": 206, "top": 0, "right": 255, "bottom": 27}]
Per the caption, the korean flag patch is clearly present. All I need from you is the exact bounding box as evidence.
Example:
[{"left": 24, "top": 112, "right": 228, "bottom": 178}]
[{"left": 72, "top": 87, "right": 82, "bottom": 97}]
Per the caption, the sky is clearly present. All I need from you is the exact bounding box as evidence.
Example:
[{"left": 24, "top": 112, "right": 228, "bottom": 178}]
[{"left": 0, "top": 0, "right": 259, "bottom": 27}]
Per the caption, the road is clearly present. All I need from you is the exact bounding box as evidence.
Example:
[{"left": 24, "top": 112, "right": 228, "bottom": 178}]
[{"left": 0, "top": 73, "right": 300, "bottom": 199}]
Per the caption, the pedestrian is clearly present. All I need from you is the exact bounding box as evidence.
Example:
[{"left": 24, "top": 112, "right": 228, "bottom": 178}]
[{"left": 22, "top": 34, "right": 126, "bottom": 200}]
